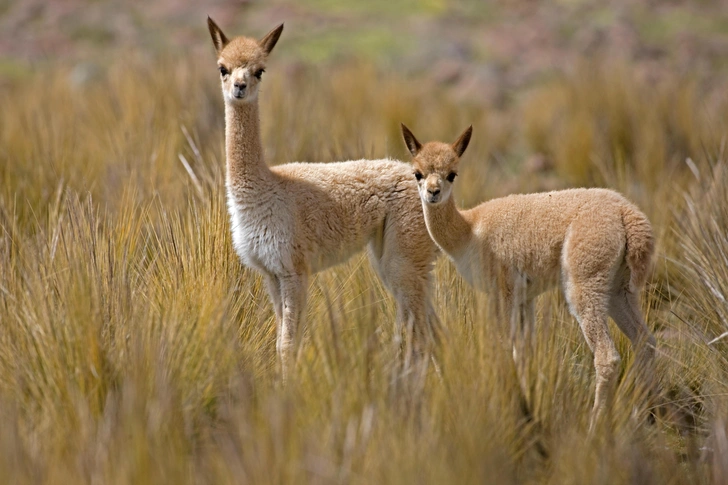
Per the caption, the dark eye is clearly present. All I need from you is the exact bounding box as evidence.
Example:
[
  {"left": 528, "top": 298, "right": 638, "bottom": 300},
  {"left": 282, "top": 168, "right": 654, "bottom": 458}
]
[
  {"left": 414, "top": 171, "right": 423, "bottom": 181},
  {"left": 219, "top": 66, "right": 229, "bottom": 77},
  {"left": 254, "top": 69, "right": 265, "bottom": 79},
  {"left": 446, "top": 172, "right": 457, "bottom": 183}
]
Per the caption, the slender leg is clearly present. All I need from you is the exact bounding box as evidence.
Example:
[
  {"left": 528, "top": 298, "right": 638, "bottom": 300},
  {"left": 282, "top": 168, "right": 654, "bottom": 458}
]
[
  {"left": 277, "top": 273, "right": 308, "bottom": 381},
  {"left": 508, "top": 272, "right": 533, "bottom": 364},
  {"left": 367, "top": 220, "right": 437, "bottom": 373},
  {"left": 609, "top": 284, "right": 657, "bottom": 411},
  {"left": 609, "top": 287, "right": 656, "bottom": 368},
  {"left": 425, "top": 298, "right": 444, "bottom": 380},
  {"left": 394, "top": 284, "right": 430, "bottom": 371},
  {"left": 264, "top": 273, "right": 283, "bottom": 323},
  {"left": 566, "top": 283, "right": 621, "bottom": 429},
  {"left": 590, "top": 331, "right": 621, "bottom": 425},
  {"left": 504, "top": 272, "right": 538, "bottom": 423},
  {"left": 561, "top": 220, "right": 625, "bottom": 429}
]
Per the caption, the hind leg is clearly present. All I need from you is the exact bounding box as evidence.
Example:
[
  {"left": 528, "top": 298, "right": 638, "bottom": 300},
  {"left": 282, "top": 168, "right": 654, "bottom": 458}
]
[
  {"left": 563, "top": 249, "right": 621, "bottom": 427},
  {"left": 373, "top": 254, "right": 435, "bottom": 369},
  {"left": 562, "top": 218, "right": 626, "bottom": 428},
  {"left": 368, "top": 221, "right": 438, "bottom": 369},
  {"left": 609, "top": 271, "right": 657, "bottom": 408},
  {"left": 609, "top": 269, "right": 656, "bottom": 365},
  {"left": 394, "top": 283, "right": 431, "bottom": 369},
  {"left": 566, "top": 282, "right": 621, "bottom": 428}
]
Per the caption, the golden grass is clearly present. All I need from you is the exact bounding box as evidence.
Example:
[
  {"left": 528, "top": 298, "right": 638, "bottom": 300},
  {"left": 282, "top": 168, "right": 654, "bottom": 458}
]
[{"left": 0, "top": 54, "right": 727, "bottom": 483}]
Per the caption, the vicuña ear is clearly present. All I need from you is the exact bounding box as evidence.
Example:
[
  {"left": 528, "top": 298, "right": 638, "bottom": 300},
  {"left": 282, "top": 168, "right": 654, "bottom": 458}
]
[
  {"left": 452, "top": 125, "right": 472, "bottom": 158},
  {"left": 259, "top": 24, "right": 284, "bottom": 55},
  {"left": 207, "top": 17, "right": 229, "bottom": 54},
  {"left": 401, "top": 123, "right": 423, "bottom": 157}
]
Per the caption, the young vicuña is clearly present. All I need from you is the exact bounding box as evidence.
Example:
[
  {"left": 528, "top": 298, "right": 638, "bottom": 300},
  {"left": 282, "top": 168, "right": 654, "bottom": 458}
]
[
  {"left": 400, "top": 124, "right": 656, "bottom": 424},
  {"left": 206, "top": 19, "right": 439, "bottom": 377}
]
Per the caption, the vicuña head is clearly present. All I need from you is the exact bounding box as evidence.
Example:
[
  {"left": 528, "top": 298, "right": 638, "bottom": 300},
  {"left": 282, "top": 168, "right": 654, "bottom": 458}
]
[
  {"left": 402, "top": 124, "right": 472, "bottom": 206},
  {"left": 207, "top": 17, "right": 283, "bottom": 104}
]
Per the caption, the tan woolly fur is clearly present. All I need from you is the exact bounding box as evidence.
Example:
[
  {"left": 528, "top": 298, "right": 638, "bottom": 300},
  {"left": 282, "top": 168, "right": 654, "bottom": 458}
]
[
  {"left": 207, "top": 18, "right": 439, "bottom": 378},
  {"left": 401, "top": 124, "right": 657, "bottom": 426}
]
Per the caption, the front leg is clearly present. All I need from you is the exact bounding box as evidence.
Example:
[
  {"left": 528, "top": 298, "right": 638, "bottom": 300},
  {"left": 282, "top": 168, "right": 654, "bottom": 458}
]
[
  {"left": 263, "top": 273, "right": 283, "bottom": 323},
  {"left": 501, "top": 269, "right": 534, "bottom": 354},
  {"left": 276, "top": 272, "right": 308, "bottom": 381},
  {"left": 504, "top": 270, "right": 536, "bottom": 417}
]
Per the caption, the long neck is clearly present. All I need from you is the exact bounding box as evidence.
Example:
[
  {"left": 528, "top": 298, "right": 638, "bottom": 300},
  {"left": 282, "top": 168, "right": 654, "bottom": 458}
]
[
  {"left": 224, "top": 100, "right": 271, "bottom": 186},
  {"left": 422, "top": 196, "right": 472, "bottom": 257}
]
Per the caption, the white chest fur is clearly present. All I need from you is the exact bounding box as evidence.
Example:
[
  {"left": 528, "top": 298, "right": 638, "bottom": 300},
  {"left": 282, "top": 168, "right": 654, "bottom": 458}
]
[
  {"left": 226, "top": 186, "right": 294, "bottom": 275},
  {"left": 452, "top": 245, "right": 486, "bottom": 290}
]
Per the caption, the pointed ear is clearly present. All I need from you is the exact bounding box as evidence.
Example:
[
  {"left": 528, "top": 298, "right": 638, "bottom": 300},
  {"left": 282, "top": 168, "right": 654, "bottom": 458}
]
[
  {"left": 207, "top": 17, "right": 229, "bottom": 54},
  {"left": 452, "top": 125, "right": 472, "bottom": 158},
  {"left": 401, "top": 123, "right": 423, "bottom": 157},
  {"left": 259, "top": 23, "right": 284, "bottom": 55}
]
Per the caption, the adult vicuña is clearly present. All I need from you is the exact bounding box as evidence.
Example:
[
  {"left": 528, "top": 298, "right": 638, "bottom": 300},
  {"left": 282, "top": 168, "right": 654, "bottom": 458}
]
[
  {"left": 400, "top": 124, "right": 656, "bottom": 423},
  {"left": 206, "top": 19, "right": 439, "bottom": 377}
]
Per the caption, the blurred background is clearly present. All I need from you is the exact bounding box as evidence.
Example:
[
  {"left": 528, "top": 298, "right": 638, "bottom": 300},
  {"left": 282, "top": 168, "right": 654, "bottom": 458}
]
[
  {"left": 4, "top": 0, "right": 728, "bottom": 95},
  {"left": 2, "top": 1, "right": 728, "bottom": 483},
  {"left": 3, "top": 0, "right": 728, "bottom": 205}
]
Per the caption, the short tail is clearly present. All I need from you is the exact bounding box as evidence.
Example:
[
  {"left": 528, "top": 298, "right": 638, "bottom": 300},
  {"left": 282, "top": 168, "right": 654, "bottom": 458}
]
[{"left": 622, "top": 204, "right": 655, "bottom": 290}]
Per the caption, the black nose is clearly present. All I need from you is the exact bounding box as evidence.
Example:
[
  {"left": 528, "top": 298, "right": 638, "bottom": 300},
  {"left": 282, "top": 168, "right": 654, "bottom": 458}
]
[
  {"left": 428, "top": 188, "right": 440, "bottom": 196},
  {"left": 234, "top": 82, "right": 247, "bottom": 90}
]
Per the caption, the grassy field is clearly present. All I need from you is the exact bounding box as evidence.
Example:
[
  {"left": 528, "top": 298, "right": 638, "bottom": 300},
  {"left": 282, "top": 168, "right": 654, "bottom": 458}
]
[{"left": 2, "top": 3, "right": 728, "bottom": 483}]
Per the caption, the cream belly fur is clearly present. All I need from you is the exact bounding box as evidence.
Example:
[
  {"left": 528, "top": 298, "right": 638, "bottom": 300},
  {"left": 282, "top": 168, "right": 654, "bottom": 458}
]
[
  {"left": 401, "top": 124, "right": 657, "bottom": 429},
  {"left": 208, "top": 19, "right": 438, "bottom": 379}
]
